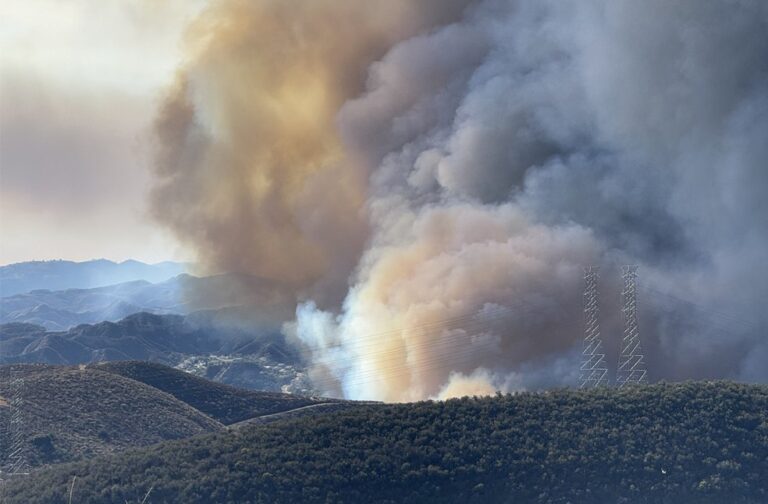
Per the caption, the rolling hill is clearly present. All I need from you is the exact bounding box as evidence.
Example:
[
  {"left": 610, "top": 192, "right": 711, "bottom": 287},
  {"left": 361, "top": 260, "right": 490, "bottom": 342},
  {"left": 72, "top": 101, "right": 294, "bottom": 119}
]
[
  {"left": 90, "top": 361, "right": 339, "bottom": 425},
  {"left": 0, "top": 364, "right": 223, "bottom": 470},
  {"left": 6, "top": 381, "right": 768, "bottom": 503},
  {"left": 0, "top": 362, "right": 344, "bottom": 474}
]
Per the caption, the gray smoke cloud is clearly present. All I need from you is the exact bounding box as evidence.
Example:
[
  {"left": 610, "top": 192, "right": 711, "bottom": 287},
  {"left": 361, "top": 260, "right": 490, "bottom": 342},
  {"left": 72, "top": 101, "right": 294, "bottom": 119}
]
[{"left": 155, "top": 0, "right": 768, "bottom": 400}]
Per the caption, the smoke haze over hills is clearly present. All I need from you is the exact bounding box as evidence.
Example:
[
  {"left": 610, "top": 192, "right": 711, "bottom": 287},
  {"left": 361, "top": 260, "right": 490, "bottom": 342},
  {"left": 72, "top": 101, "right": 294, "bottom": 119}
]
[{"left": 149, "top": 0, "right": 768, "bottom": 400}]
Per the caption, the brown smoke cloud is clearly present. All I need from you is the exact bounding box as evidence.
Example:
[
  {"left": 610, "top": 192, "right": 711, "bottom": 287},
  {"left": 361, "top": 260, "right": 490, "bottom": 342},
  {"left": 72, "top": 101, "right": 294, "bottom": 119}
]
[{"left": 150, "top": 0, "right": 472, "bottom": 307}]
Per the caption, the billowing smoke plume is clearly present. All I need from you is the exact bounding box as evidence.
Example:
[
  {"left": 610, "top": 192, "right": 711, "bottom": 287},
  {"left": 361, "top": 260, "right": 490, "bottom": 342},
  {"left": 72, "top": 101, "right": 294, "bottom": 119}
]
[
  {"left": 152, "top": 0, "right": 768, "bottom": 400},
  {"left": 151, "top": 0, "right": 472, "bottom": 307}
]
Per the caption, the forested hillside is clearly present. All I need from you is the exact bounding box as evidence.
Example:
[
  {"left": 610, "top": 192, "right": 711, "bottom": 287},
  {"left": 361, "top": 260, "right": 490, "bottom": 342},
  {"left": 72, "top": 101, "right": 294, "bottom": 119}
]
[{"left": 7, "top": 382, "right": 768, "bottom": 503}]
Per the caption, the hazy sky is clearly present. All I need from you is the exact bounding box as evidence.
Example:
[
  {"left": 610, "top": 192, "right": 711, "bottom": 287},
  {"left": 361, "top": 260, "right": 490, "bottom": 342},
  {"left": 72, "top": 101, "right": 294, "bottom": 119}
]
[{"left": 0, "top": 0, "right": 205, "bottom": 265}]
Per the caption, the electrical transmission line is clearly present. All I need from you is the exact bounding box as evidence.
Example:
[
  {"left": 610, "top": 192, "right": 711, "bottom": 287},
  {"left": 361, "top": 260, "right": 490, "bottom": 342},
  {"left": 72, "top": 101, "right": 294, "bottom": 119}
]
[
  {"left": 616, "top": 265, "right": 647, "bottom": 387},
  {"left": 580, "top": 266, "right": 608, "bottom": 388}
]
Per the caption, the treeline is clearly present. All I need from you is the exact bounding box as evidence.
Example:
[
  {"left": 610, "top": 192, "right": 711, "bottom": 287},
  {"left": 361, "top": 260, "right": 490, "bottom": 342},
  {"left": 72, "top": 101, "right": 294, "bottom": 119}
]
[{"left": 7, "top": 381, "right": 768, "bottom": 503}]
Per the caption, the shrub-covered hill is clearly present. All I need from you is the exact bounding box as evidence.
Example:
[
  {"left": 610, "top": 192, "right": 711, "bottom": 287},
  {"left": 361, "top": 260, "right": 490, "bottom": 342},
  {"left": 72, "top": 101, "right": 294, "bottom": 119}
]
[
  {"left": 89, "top": 361, "right": 338, "bottom": 424},
  {"left": 0, "top": 364, "right": 222, "bottom": 470},
  {"left": 7, "top": 382, "right": 768, "bottom": 504}
]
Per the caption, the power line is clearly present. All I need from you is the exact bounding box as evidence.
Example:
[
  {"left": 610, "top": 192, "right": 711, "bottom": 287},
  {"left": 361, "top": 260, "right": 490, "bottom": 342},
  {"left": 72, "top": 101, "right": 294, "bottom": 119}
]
[{"left": 638, "top": 285, "right": 760, "bottom": 334}]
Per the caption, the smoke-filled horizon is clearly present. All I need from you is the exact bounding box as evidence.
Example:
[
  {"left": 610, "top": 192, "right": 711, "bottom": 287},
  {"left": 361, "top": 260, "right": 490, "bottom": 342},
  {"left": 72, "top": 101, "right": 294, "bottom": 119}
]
[{"left": 150, "top": 0, "right": 768, "bottom": 401}]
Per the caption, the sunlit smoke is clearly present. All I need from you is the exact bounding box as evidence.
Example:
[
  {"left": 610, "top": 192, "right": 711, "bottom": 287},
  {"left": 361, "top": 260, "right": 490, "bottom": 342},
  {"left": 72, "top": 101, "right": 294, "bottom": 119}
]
[{"left": 151, "top": 0, "right": 473, "bottom": 308}]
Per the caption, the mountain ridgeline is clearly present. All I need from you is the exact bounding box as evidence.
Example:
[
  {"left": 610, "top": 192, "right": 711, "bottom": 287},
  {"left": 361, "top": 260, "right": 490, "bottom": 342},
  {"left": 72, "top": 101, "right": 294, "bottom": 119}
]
[
  {"left": 0, "top": 313, "right": 222, "bottom": 365},
  {"left": 6, "top": 381, "right": 768, "bottom": 503},
  {"left": 0, "top": 312, "right": 299, "bottom": 366},
  {"left": 0, "top": 311, "right": 311, "bottom": 392}
]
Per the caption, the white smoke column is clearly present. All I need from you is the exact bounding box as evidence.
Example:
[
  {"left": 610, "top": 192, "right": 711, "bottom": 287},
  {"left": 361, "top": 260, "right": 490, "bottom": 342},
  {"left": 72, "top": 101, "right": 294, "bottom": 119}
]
[{"left": 293, "top": 202, "right": 599, "bottom": 401}]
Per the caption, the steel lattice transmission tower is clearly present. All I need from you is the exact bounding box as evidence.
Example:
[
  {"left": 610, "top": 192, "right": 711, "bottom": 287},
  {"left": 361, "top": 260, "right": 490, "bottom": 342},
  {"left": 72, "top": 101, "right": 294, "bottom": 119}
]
[
  {"left": 580, "top": 266, "right": 609, "bottom": 388},
  {"left": 616, "top": 265, "right": 647, "bottom": 387}
]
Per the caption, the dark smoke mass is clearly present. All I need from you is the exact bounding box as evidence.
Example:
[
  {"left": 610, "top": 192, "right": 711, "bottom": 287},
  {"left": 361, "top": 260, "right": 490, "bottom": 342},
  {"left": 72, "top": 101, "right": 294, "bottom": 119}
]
[{"left": 151, "top": 0, "right": 768, "bottom": 401}]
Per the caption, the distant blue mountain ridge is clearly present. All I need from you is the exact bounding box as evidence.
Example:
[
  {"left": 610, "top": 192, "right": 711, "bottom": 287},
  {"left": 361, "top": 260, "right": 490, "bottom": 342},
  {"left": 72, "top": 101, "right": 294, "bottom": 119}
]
[
  {"left": 0, "top": 259, "right": 188, "bottom": 297},
  {"left": 0, "top": 278, "right": 183, "bottom": 330},
  {"left": 0, "top": 268, "right": 295, "bottom": 331}
]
